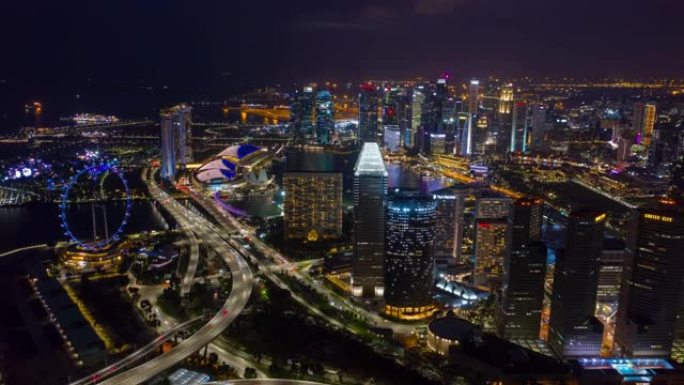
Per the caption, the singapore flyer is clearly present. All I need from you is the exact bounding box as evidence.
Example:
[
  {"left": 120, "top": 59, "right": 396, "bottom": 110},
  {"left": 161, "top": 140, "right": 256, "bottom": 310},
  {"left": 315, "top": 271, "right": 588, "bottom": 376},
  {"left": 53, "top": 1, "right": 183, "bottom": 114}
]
[{"left": 59, "top": 163, "right": 132, "bottom": 251}]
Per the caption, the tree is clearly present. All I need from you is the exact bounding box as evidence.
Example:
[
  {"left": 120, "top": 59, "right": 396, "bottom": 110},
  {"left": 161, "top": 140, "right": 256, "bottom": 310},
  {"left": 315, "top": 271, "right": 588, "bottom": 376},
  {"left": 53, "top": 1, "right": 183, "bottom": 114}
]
[{"left": 244, "top": 367, "right": 258, "bottom": 379}]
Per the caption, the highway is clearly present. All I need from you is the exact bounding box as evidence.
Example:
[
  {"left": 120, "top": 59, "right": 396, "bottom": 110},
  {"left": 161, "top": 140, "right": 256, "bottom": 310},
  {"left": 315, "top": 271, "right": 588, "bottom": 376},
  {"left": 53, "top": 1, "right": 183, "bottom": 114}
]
[
  {"left": 93, "top": 172, "right": 254, "bottom": 385},
  {"left": 144, "top": 169, "right": 200, "bottom": 295},
  {"left": 208, "top": 380, "right": 329, "bottom": 385},
  {"left": 69, "top": 317, "right": 202, "bottom": 385},
  {"left": 185, "top": 187, "right": 418, "bottom": 335}
]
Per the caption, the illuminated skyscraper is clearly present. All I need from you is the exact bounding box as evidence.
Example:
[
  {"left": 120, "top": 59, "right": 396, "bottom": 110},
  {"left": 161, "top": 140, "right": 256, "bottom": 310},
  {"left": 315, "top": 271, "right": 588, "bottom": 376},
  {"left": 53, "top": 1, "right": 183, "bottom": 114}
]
[
  {"left": 383, "top": 125, "right": 401, "bottom": 152},
  {"left": 530, "top": 104, "right": 546, "bottom": 152},
  {"left": 175, "top": 104, "right": 193, "bottom": 167},
  {"left": 510, "top": 101, "right": 529, "bottom": 153},
  {"left": 283, "top": 172, "right": 343, "bottom": 241},
  {"left": 384, "top": 191, "right": 436, "bottom": 320},
  {"left": 290, "top": 86, "right": 315, "bottom": 138},
  {"left": 315, "top": 90, "right": 335, "bottom": 144},
  {"left": 496, "top": 83, "right": 514, "bottom": 153},
  {"left": 476, "top": 195, "right": 511, "bottom": 219},
  {"left": 468, "top": 79, "right": 480, "bottom": 115},
  {"left": 597, "top": 238, "right": 625, "bottom": 305},
  {"left": 633, "top": 102, "right": 656, "bottom": 147},
  {"left": 498, "top": 83, "right": 514, "bottom": 115},
  {"left": 409, "top": 85, "right": 426, "bottom": 150},
  {"left": 497, "top": 198, "right": 546, "bottom": 340},
  {"left": 358, "top": 84, "right": 379, "bottom": 143},
  {"left": 352, "top": 143, "right": 388, "bottom": 297},
  {"left": 548, "top": 209, "right": 606, "bottom": 358},
  {"left": 159, "top": 104, "right": 193, "bottom": 180},
  {"left": 160, "top": 111, "right": 176, "bottom": 180},
  {"left": 474, "top": 218, "right": 509, "bottom": 287},
  {"left": 433, "top": 186, "right": 468, "bottom": 265},
  {"left": 615, "top": 200, "right": 684, "bottom": 358}
]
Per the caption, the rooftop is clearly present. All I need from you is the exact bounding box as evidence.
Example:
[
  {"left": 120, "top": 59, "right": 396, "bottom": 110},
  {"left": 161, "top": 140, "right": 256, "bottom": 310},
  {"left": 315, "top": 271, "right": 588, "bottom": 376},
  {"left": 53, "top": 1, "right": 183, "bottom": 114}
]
[{"left": 355, "top": 142, "right": 387, "bottom": 176}]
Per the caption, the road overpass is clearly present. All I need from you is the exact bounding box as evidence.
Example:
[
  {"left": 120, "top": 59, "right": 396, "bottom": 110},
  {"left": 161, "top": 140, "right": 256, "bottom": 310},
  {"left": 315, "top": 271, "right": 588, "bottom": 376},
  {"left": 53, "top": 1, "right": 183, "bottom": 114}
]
[{"left": 90, "top": 172, "right": 254, "bottom": 385}]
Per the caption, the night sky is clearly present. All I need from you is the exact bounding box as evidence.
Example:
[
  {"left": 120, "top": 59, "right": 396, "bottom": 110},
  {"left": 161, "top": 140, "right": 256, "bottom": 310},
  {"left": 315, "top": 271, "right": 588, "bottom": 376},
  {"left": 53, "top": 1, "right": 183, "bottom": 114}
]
[{"left": 1, "top": 0, "right": 684, "bottom": 95}]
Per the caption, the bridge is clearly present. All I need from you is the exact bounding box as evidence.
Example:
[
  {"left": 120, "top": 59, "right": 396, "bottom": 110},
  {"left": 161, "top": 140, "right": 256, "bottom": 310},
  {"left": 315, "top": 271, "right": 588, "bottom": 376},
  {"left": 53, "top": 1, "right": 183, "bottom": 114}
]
[
  {"left": 0, "top": 186, "right": 40, "bottom": 206},
  {"left": 222, "top": 104, "right": 359, "bottom": 124}
]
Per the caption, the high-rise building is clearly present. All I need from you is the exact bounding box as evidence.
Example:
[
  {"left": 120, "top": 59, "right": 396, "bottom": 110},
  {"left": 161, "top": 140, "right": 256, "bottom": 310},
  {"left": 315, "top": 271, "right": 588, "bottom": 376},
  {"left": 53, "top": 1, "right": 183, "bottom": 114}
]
[
  {"left": 283, "top": 172, "right": 343, "bottom": 241},
  {"left": 497, "top": 198, "right": 546, "bottom": 340},
  {"left": 531, "top": 104, "right": 547, "bottom": 152},
  {"left": 548, "top": 209, "right": 606, "bottom": 358},
  {"left": 498, "top": 83, "right": 514, "bottom": 115},
  {"left": 315, "top": 90, "right": 335, "bottom": 144},
  {"left": 358, "top": 84, "right": 379, "bottom": 143},
  {"left": 615, "top": 200, "right": 684, "bottom": 358},
  {"left": 473, "top": 194, "right": 512, "bottom": 286},
  {"left": 468, "top": 79, "right": 480, "bottom": 115},
  {"left": 409, "top": 85, "right": 426, "bottom": 150},
  {"left": 476, "top": 195, "right": 511, "bottom": 219},
  {"left": 384, "top": 191, "right": 436, "bottom": 320},
  {"left": 597, "top": 238, "right": 625, "bottom": 305},
  {"left": 352, "top": 143, "right": 388, "bottom": 297},
  {"left": 510, "top": 101, "right": 529, "bottom": 153},
  {"left": 383, "top": 125, "right": 401, "bottom": 152},
  {"left": 290, "top": 86, "right": 315, "bottom": 138},
  {"left": 617, "top": 138, "right": 632, "bottom": 162},
  {"left": 496, "top": 84, "right": 514, "bottom": 153},
  {"left": 474, "top": 218, "right": 509, "bottom": 287},
  {"left": 174, "top": 104, "right": 193, "bottom": 167},
  {"left": 633, "top": 102, "right": 656, "bottom": 147},
  {"left": 429, "top": 133, "right": 446, "bottom": 155},
  {"left": 432, "top": 186, "right": 468, "bottom": 265},
  {"left": 160, "top": 111, "right": 176, "bottom": 181},
  {"left": 159, "top": 104, "right": 193, "bottom": 180}
]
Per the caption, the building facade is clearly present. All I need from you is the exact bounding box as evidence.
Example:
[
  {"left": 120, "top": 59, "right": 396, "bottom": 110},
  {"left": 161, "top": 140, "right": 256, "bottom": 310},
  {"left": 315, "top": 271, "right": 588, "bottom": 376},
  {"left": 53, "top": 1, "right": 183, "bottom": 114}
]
[
  {"left": 384, "top": 191, "right": 437, "bottom": 320},
  {"left": 283, "top": 172, "right": 343, "bottom": 241},
  {"left": 548, "top": 209, "right": 606, "bottom": 358},
  {"left": 352, "top": 143, "right": 388, "bottom": 297},
  {"left": 615, "top": 200, "right": 684, "bottom": 358},
  {"left": 358, "top": 84, "right": 379, "bottom": 143},
  {"left": 497, "top": 198, "right": 547, "bottom": 340}
]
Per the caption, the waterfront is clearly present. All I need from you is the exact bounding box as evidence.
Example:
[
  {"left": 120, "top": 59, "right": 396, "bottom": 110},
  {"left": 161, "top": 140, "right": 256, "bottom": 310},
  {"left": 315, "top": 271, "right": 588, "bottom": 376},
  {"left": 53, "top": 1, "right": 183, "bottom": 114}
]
[
  {"left": 0, "top": 200, "right": 168, "bottom": 253},
  {"left": 228, "top": 149, "right": 452, "bottom": 217}
]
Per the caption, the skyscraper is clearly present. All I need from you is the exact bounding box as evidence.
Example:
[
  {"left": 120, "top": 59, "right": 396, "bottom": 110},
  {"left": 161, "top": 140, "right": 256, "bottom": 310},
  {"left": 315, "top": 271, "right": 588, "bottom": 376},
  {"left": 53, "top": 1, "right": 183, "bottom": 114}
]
[
  {"left": 432, "top": 186, "right": 468, "bottom": 265},
  {"left": 510, "top": 101, "right": 529, "bottom": 153},
  {"left": 290, "top": 86, "right": 315, "bottom": 138},
  {"left": 498, "top": 83, "right": 514, "bottom": 115},
  {"left": 283, "top": 172, "right": 343, "bottom": 241},
  {"left": 473, "top": 218, "right": 509, "bottom": 287},
  {"left": 497, "top": 198, "right": 546, "bottom": 340},
  {"left": 633, "top": 102, "right": 656, "bottom": 147},
  {"left": 174, "top": 104, "right": 193, "bottom": 167},
  {"left": 496, "top": 83, "right": 514, "bottom": 153},
  {"left": 384, "top": 191, "right": 436, "bottom": 320},
  {"left": 315, "top": 90, "right": 335, "bottom": 144},
  {"left": 358, "top": 84, "right": 379, "bottom": 143},
  {"left": 473, "top": 194, "right": 512, "bottom": 286},
  {"left": 159, "top": 104, "right": 193, "bottom": 181},
  {"left": 409, "top": 85, "right": 426, "bottom": 151},
  {"left": 383, "top": 125, "right": 401, "bottom": 152},
  {"left": 160, "top": 110, "right": 176, "bottom": 181},
  {"left": 352, "top": 143, "right": 388, "bottom": 297},
  {"left": 614, "top": 200, "right": 684, "bottom": 358},
  {"left": 531, "top": 104, "right": 547, "bottom": 152},
  {"left": 548, "top": 209, "right": 606, "bottom": 358},
  {"left": 468, "top": 79, "right": 480, "bottom": 115}
]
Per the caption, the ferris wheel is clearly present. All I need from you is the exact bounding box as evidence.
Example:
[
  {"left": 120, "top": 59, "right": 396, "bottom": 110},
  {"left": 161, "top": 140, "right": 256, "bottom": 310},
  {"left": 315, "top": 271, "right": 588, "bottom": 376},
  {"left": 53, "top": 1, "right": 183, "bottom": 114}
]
[{"left": 59, "top": 163, "right": 132, "bottom": 250}]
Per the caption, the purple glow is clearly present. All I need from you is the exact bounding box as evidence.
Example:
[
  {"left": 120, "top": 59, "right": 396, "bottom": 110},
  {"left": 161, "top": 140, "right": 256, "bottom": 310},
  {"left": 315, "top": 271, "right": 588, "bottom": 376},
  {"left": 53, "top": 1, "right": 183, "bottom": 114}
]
[{"left": 212, "top": 191, "right": 250, "bottom": 217}]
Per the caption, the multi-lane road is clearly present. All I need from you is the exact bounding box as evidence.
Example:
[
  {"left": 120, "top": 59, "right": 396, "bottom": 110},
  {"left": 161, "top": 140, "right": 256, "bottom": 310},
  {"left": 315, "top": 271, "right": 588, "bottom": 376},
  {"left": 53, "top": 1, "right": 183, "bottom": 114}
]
[{"left": 89, "top": 171, "right": 254, "bottom": 385}]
